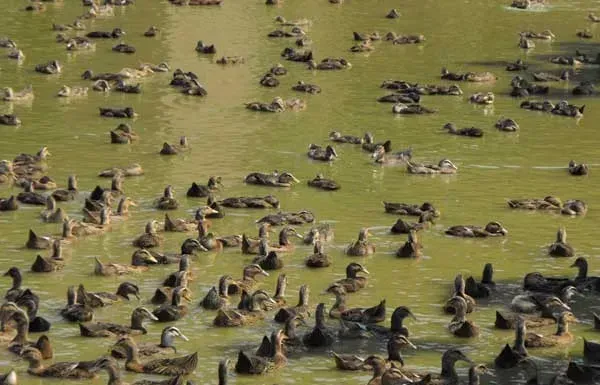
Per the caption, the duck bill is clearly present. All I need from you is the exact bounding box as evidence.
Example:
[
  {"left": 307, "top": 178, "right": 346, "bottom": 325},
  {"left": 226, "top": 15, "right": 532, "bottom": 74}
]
[
  {"left": 500, "top": 228, "right": 508, "bottom": 235},
  {"left": 128, "top": 201, "right": 138, "bottom": 207},
  {"left": 360, "top": 267, "right": 370, "bottom": 275},
  {"left": 207, "top": 207, "right": 219, "bottom": 215},
  {"left": 291, "top": 176, "right": 300, "bottom": 183},
  {"left": 178, "top": 333, "right": 190, "bottom": 341}
]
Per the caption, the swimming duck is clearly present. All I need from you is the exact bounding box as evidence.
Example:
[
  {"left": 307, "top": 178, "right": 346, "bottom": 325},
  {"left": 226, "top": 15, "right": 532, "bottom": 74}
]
[
  {"left": 570, "top": 257, "right": 600, "bottom": 291},
  {"left": 51, "top": 176, "right": 77, "bottom": 202},
  {"left": 506, "top": 59, "right": 528, "bottom": 71},
  {"left": 197, "top": 219, "right": 224, "bottom": 251},
  {"left": 362, "top": 133, "right": 392, "bottom": 153},
  {"left": 396, "top": 230, "right": 422, "bottom": 258},
  {"left": 3, "top": 85, "right": 33, "bottom": 102},
  {"left": 0, "top": 115, "right": 21, "bottom": 126},
  {"left": 446, "top": 222, "right": 507, "bottom": 237},
  {"left": 140, "top": 25, "right": 159, "bottom": 37},
  {"left": 392, "top": 102, "right": 436, "bottom": 114},
  {"left": 332, "top": 352, "right": 366, "bottom": 371},
  {"left": 216, "top": 56, "right": 245, "bottom": 65},
  {"left": 213, "top": 290, "right": 276, "bottom": 327},
  {"left": 378, "top": 92, "right": 421, "bottom": 104},
  {"left": 561, "top": 199, "right": 587, "bottom": 215},
  {"left": 20, "top": 347, "right": 94, "bottom": 379},
  {"left": 253, "top": 250, "right": 284, "bottom": 271},
  {"left": 346, "top": 228, "right": 375, "bottom": 256},
  {"left": 367, "top": 306, "right": 417, "bottom": 338},
  {"left": 390, "top": 34, "right": 425, "bottom": 44},
  {"left": 228, "top": 264, "right": 270, "bottom": 295},
  {"left": 163, "top": 214, "right": 194, "bottom": 233},
  {"left": 303, "top": 303, "right": 335, "bottom": 347},
  {"left": 335, "top": 263, "right": 369, "bottom": 292},
  {"left": 386, "top": 8, "right": 400, "bottom": 18},
  {"left": 236, "top": 330, "right": 288, "bottom": 374},
  {"left": 218, "top": 195, "right": 280, "bottom": 209},
  {"left": 245, "top": 97, "right": 286, "bottom": 112},
  {"left": 34, "top": 60, "right": 61, "bottom": 74},
  {"left": 407, "top": 159, "right": 457, "bottom": 174},
  {"left": 350, "top": 40, "right": 374, "bottom": 52},
  {"left": 443, "top": 123, "right": 483, "bottom": 138},
  {"left": 0, "top": 196, "right": 18, "bottom": 211},
  {"left": 568, "top": 160, "right": 589, "bottom": 176},
  {"left": 79, "top": 307, "right": 157, "bottom": 338},
  {"left": 188, "top": 0, "right": 223, "bottom": 5},
  {"left": 17, "top": 181, "right": 46, "bottom": 206},
  {"left": 551, "top": 100, "right": 585, "bottom": 118},
  {"left": 274, "top": 284, "right": 309, "bottom": 323},
  {"left": 372, "top": 146, "right": 412, "bottom": 165},
  {"left": 195, "top": 40, "right": 216, "bottom": 53},
  {"left": 31, "top": 240, "right": 64, "bottom": 273},
  {"left": 114, "top": 337, "right": 198, "bottom": 375},
  {"left": 511, "top": 287, "right": 575, "bottom": 315},
  {"left": 86, "top": 28, "right": 125, "bottom": 39},
  {"left": 572, "top": 81, "right": 594, "bottom": 96},
  {"left": 390, "top": 213, "right": 432, "bottom": 234},
  {"left": 200, "top": 275, "right": 231, "bottom": 310},
  {"left": 329, "top": 131, "right": 364, "bottom": 144},
  {"left": 115, "top": 80, "right": 141, "bottom": 94},
  {"left": 465, "top": 264, "right": 495, "bottom": 299},
  {"left": 111, "top": 326, "right": 188, "bottom": 360},
  {"left": 519, "top": 36, "right": 535, "bottom": 49},
  {"left": 446, "top": 296, "right": 479, "bottom": 337},
  {"left": 60, "top": 286, "right": 93, "bottom": 322},
  {"left": 353, "top": 31, "right": 381, "bottom": 41},
  {"left": 77, "top": 281, "right": 140, "bottom": 307},
  {"left": 306, "top": 241, "right": 331, "bottom": 267},
  {"left": 160, "top": 137, "right": 189, "bottom": 155},
  {"left": 0, "top": 304, "right": 53, "bottom": 358},
  {"left": 25, "top": 229, "right": 53, "bottom": 249},
  {"left": 112, "top": 42, "right": 136, "bottom": 54},
  {"left": 66, "top": 37, "right": 95, "bottom": 51},
  {"left": 583, "top": 339, "right": 600, "bottom": 364},
  {"left": 152, "top": 287, "right": 190, "bottom": 322},
  {"left": 549, "top": 227, "right": 574, "bottom": 257},
  {"left": 186, "top": 176, "right": 222, "bottom": 197},
  {"left": 256, "top": 210, "right": 315, "bottom": 226},
  {"left": 469, "top": 92, "right": 495, "bottom": 105},
  {"left": 275, "top": 16, "right": 311, "bottom": 26},
  {"left": 525, "top": 311, "right": 577, "bottom": 348},
  {"left": 245, "top": 171, "right": 299, "bottom": 187},
  {"left": 113, "top": 197, "right": 136, "bottom": 218},
  {"left": 99, "top": 107, "right": 136, "bottom": 118},
  {"left": 507, "top": 195, "right": 562, "bottom": 211},
  {"left": 307, "top": 144, "right": 338, "bottom": 161},
  {"left": 307, "top": 57, "right": 351, "bottom": 70},
  {"left": 155, "top": 185, "right": 178, "bottom": 210},
  {"left": 292, "top": 80, "right": 321, "bottom": 94},
  {"left": 94, "top": 255, "right": 153, "bottom": 276},
  {"left": 493, "top": 117, "right": 519, "bottom": 132},
  {"left": 260, "top": 73, "right": 279, "bottom": 87},
  {"left": 0, "top": 38, "right": 17, "bottom": 48},
  {"left": 327, "top": 284, "right": 386, "bottom": 323},
  {"left": 303, "top": 223, "right": 334, "bottom": 244},
  {"left": 93, "top": 80, "right": 111, "bottom": 92}
]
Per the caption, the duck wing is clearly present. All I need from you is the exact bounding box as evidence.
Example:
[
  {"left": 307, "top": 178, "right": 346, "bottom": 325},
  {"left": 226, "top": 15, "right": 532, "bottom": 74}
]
[
  {"left": 143, "top": 352, "right": 198, "bottom": 375},
  {"left": 235, "top": 350, "right": 268, "bottom": 374},
  {"left": 41, "top": 362, "right": 95, "bottom": 378},
  {"left": 79, "top": 321, "right": 131, "bottom": 337}
]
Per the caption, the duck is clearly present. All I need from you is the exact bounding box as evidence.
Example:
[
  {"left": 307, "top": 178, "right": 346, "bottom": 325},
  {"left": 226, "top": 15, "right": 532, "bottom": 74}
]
[
  {"left": 218, "top": 195, "right": 279, "bottom": 209},
  {"left": 441, "top": 68, "right": 497, "bottom": 82},
  {"left": 20, "top": 347, "right": 94, "bottom": 379},
  {"left": 163, "top": 214, "right": 195, "bottom": 233},
  {"left": 525, "top": 311, "right": 577, "bottom": 348},
  {"left": 465, "top": 264, "right": 495, "bottom": 298},
  {"left": 549, "top": 227, "right": 574, "bottom": 257},
  {"left": 329, "top": 131, "right": 364, "bottom": 144},
  {"left": 0, "top": 303, "right": 53, "bottom": 358},
  {"left": 39, "top": 196, "right": 66, "bottom": 223},
  {"left": 31, "top": 240, "right": 64, "bottom": 273},
  {"left": 511, "top": 287, "right": 575, "bottom": 315},
  {"left": 0, "top": 196, "right": 18, "bottom": 211},
  {"left": 306, "top": 241, "right": 331, "bottom": 267},
  {"left": 216, "top": 56, "right": 245, "bottom": 65},
  {"left": 79, "top": 307, "right": 158, "bottom": 337},
  {"left": 244, "top": 171, "right": 299, "bottom": 187},
  {"left": 17, "top": 181, "right": 46, "bottom": 206},
  {"left": 253, "top": 250, "right": 284, "bottom": 271},
  {"left": 443, "top": 275, "right": 476, "bottom": 314},
  {"left": 228, "top": 264, "right": 270, "bottom": 295},
  {"left": 407, "top": 159, "right": 457, "bottom": 174},
  {"left": 77, "top": 282, "right": 140, "bottom": 307},
  {"left": 328, "top": 285, "right": 386, "bottom": 324},
  {"left": 507, "top": 195, "right": 562, "bottom": 211},
  {"left": 213, "top": 290, "right": 276, "bottom": 327},
  {"left": 303, "top": 303, "right": 335, "bottom": 347},
  {"left": 245, "top": 97, "right": 286, "bottom": 112},
  {"left": 268, "top": 226, "right": 301, "bottom": 252},
  {"left": 113, "top": 197, "right": 136, "bottom": 218},
  {"left": 186, "top": 176, "right": 222, "bottom": 197},
  {"left": 372, "top": 145, "right": 412, "bottom": 164},
  {"left": 362, "top": 133, "right": 392, "bottom": 153},
  {"left": 386, "top": 8, "right": 400, "bottom": 18},
  {"left": 367, "top": 306, "right": 417, "bottom": 337},
  {"left": 346, "top": 228, "right": 376, "bottom": 256},
  {"left": 274, "top": 284, "right": 309, "bottom": 323},
  {"left": 99, "top": 106, "right": 138, "bottom": 119},
  {"left": 25, "top": 229, "right": 52, "bottom": 249},
  {"left": 446, "top": 296, "right": 479, "bottom": 338},
  {"left": 396, "top": 230, "right": 422, "bottom": 258},
  {"left": 495, "top": 117, "right": 519, "bottom": 132},
  {"left": 303, "top": 223, "right": 334, "bottom": 244},
  {"left": 66, "top": 37, "right": 95, "bottom": 51},
  {"left": 350, "top": 40, "right": 374, "bottom": 52},
  {"left": 445, "top": 222, "right": 507, "bottom": 237},
  {"left": 506, "top": 59, "right": 528, "bottom": 71},
  {"left": 292, "top": 80, "right": 322, "bottom": 94},
  {"left": 0, "top": 115, "right": 20, "bottom": 126},
  {"left": 3, "top": 267, "right": 25, "bottom": 301},
  {"left": 155, "top": 185, "right": 178, "bottom": 210},
  {"left": 562, "top": 199, "right": 587, "bottom": 216},
  {"left": 392, "top": 34, "right": 426, "bottom": 44},
  {"left": 112, "top": 326, "right": 188, "bottom": 360},
  {"left": 94, "top": 256, "right": 153, "bottom": 276},
  {"left": 551, "top": 100, "right": 585, "bottom": 118},
  {"left": 98, "top": 164, "right": 143, "bottom": 178},
  {"left": 60, "top": 286, "right": 93, "bottom": 322},
  {"left": 236, "top": 330, "right": 288, "bottom": 374},
  {"left": 114, "top": 80, "right": 141, "bottom": 94},
  {"left": 307, "top": 57, "right": 352, "bottom": 70},
  {"left": 112, "top": 42, "right": 136, "bottom": 54},
  {"left": 86, "top": 28, "right": 125, "bottom": 39},
  {"left": 2, "top": 85, "right": 33, "bottom": 101},
  {"left": 114, "top": 336, "right": 198, "bottom": 375},
  {"left": 160, "top": 137, "right": 188, "bottom": 155},
  {"left": 260, "top": 73, "right": 279, "bottom": 87},
  {"left": 72, "top": 209, "right": 111, "bottom": 237},
  {"left": 35, "top": 60, "right": 61, "bottom": 74},
  {"left": 384, "top": 201, "right": 439, "bottom": 217},
  {"left": 335, "top": 263, "right": 369, "bottom": 292},
  {"left": 443, "top": 123, "right": 483, "bottom": 138},
  {"left": 152, "top": 287, "right": 190, "bottom": 322},
  {"left": 133, "top": 221, "right": 163, "bottom": 248},
  {"left": 307, "top": 144, "right": 338, "bottom": 161},
  {"left": 390, "top": 213, "right": 432, "bottom": 234},
  {"left": 195, "top": 40, "right": 216, "bottom": 53},
  {"left": 200, "top": 275, "right": 231, "bottom": 310},
  {"left": 93, "top": 80, "right": 111, "bottom": 92},
  {"left": 197, "top": 219, "right": 224, "bottom": 251},
  {"left": 256, "top": 210, "right": 315, "bottom": 226},
  {"left": 51, "top": 175, "right": 78, "bottom": 201},
  {"left": 568, "top": 160, "right": 588, "bottom": 176},
  {"left": 519, "top": 36, "right": 535, "bottom": 49},
  {"left": 392, "top": 103, "right": 436, "bottom": 114},
  {"left": 570, "top": 257, "right": 600, "bottom": 291},
  {"left": 469, "top": 92, "right": 495, "bottom": 105}
]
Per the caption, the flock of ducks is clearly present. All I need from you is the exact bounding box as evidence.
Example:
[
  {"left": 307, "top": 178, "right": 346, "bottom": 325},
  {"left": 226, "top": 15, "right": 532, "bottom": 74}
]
[{"left": 0, "top": 0, "right": 599, "bottom": 385}]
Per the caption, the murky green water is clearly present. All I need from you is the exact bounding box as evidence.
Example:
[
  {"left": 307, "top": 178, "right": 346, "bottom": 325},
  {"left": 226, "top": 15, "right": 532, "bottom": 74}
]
[{"left": 2, "top": 0, "right": 600, "bottom": 384}]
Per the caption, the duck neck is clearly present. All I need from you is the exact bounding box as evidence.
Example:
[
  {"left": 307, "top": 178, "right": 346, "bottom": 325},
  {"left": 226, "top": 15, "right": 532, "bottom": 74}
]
[
  {"left": 123, "top": 344, "right": 141, "bottom": 365},
  {"left": 441, "top": 357, "right": 459, "bottom": 380},
  {"left": 468, "top": 367, "right": 480, "bottom": 385},
  {"left": 171, "top": 291, "right": 181, "bottom": 306},
  {"left": 556, "top": 317, "right": 569, "bottom": 336},
  {"left": 315, "top": 305, "right": 326, "bottom": 328},
  {"left": 285, "top": 320, "right": 298, "bottom": 339},
  {"left": 218, "top": 278, "right": 229, "bottom": 298},
  {"left": 62, "top": 220, "right": 73, "bottom": 238},
  {"left": 130, "top": 314, "right": 146, "bottom": 333},
  {"left": 218, "top": 362, "right": 227, "bottom": 385},
  {"left": 25, "top": 355, "right": 43, "bottom": 371},
  {"left": 10, "top": 271, "right": 22, "bottom": 290},
  {"left": 514, "top": 322, "right": 528, "bottom": 355},
  {"left": 390, "top": 314, "right": 405, "bottom": 333},
  {"left": 117, "top": 199, "right": 127, "bottom": 215},
  {"left": 105, "top": 362, "right": 123, "bottom": 385},
  {"left": 297, "top": 287, "right": 308, "bottom": 307},
  {"left": 274, "top": 277, "right": 286, "bottom": 300},
  {"left": 451, "top": 302, "right": 467, "bottom": 323},
  {"left": 346, "top": 267, "right": 357, "bottom": 279},
  {"left": 482, "top": 264, "right": 494, "bottom": 284},
  {"left": 370, "top": 360, "right": 386, "bottom": 378},
  {"left": 68, "top": 177, "right": 77, "bottom": 191},
  {"left": 160, "top": 333, "right": 175, "bottom": 350},
  {"left": 250, "top": 295, "right": 264, "bottom": 312},
  {"left": 279, "top": 230, "right": 289, "bottom": 246},
  {"left": 332, "top": 293, "right": 346, "bottom": 313},
  {"left": 198, "top": 221, "right": 208, "bottom": 237},
  {"left": 577, "top": 263, "right": 588, "bottom": 279},
  {"left": 387, "top": 341, "right": 404, "bottom": 364},
  {"left": 13, "top": 312, "right": 29, "bottom": 344},
  {"left": 51, "top": 241, "right": 62, "bottom": 260}
]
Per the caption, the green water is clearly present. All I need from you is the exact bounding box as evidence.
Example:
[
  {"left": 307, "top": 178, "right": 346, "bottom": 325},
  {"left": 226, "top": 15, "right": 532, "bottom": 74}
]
[{"left": 1, "top": 0, "right": 600, "bottom": 384}]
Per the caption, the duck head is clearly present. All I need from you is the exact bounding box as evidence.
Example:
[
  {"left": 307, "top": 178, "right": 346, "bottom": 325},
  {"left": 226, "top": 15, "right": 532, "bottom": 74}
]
[
  {"left": 244, "top": 264, "right": 270, "bottom": 279},
  {"left": 485, "top": 221, "right": 507, "bottom": 235},
  {"left": 116, "top": 282, "right": 140, "bottom": 300},
  {"left": 346, "top": 262, "right": 369, "bottom": 278},
  {"left": 439, "top": 159, "right": 457, "bottom": 170},
  {"left": 195, "top": 205, "right": 219, "bottom": 220}
]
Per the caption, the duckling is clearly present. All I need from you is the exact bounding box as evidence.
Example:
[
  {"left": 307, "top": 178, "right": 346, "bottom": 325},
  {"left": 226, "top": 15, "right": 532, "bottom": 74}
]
[
  {"left": 303, "top": 303, "right": 335, "bottom": 347},
  {"left": 160, "top": 137, "right": 188, "bottom": 155},
  {"left": 244, "top": 170, "right": 299, "bottom": 187},
  {"left": 274, "top": 284, "right": 309, "bottom": 323},
  {"left": 112, "top": 42, "right": 136, "bottom": 54},
  {"left": 346, "top": 228, "right": 375, "bottom": 256},
  {"left": 17, "top": 181, "right": 46, "bottom": 206},
  {"left": 392, "top": 102, "right": 436, "bottom": 114},
  {"left": 31, "top": 240, "right": 64, "bottom": 273},
  {"left": 465, "top": 264, "right": 495, "bottom": 299},
  {"left": 114, "top": 336, "right": 198, "bottom": 375},
  {"left": 443, "top": 123, "right": 483, "bottom": 138},
  {"left": 51, "top": 176, "right": 77, "bottom": 202},
  {"left": 228, "top": 264, "right": 270, "bottom": 295},
  {"left": 525, "top": 312, "right": 577, "bottom": 348},
  {"left": 200, "top": 275, "right": 231, "bottom": 310},
  {"left": 94, "top": 256, "right": 153, "bottom": 276},
  {"left": 445, "top": 222, "right": 507, "bottom": 237},
  {"left": 77, "top": 282, "right": 140, "bottom": 307},
  {"left": 0, "top": 115, "right": 21, "bottom": 126},
  {"left": 568, "top": 160, "right": 588, "bottom": 175},
  {"left": 407, "top": 159, "right": 457, "bottom": 174},
  {"left": 396, "top": 230, "right": 422, "bottom": 258},
  {"left": 79, "top": 307, "right": 157, "bottom": 337},
  {"left": 111, "top": 326, "right": 188, "bottom": 360},
  {"left": 2, "top": 85, "right": 33, "bottom": 101},
  {"left": 213, "top": 290, "right": 276, "bottom": 327},
  {"left": 335, "top": 263, "right": 369, "bottom": 292},
  {"left": 155, "top": 185, "right": 178, "bottom": 210},
  {"left": 20, "top": 347, "right": 94, "bottom": 379},
  {"left": 0, "top": 196, "right": 18, "bottom": 211},
  {"left": 549, "top": 227, "right": 574, "bottom": 257},
  {"left": 446, "top": 296, "right": 479, "bottom": 337},
  {"left": 152, "top": 287, "right": 190, "bottom": 322},
  {"left": 34, "top": 60, "right": 61, "bottom": 74},
  {"left": 60, "top": 286, "right": 93, "bottom": 322},
  {"left": 86, "top": 28, "right": 125, "bottom": 39},
  {"left": 306, "top": 241, "right": 331, "bottom": 267}
]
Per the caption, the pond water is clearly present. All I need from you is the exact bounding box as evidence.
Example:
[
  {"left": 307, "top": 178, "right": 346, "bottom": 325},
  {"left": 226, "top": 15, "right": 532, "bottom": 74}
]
[{"left": 1, "top": 0, "right": 600, "bottom": 384}]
